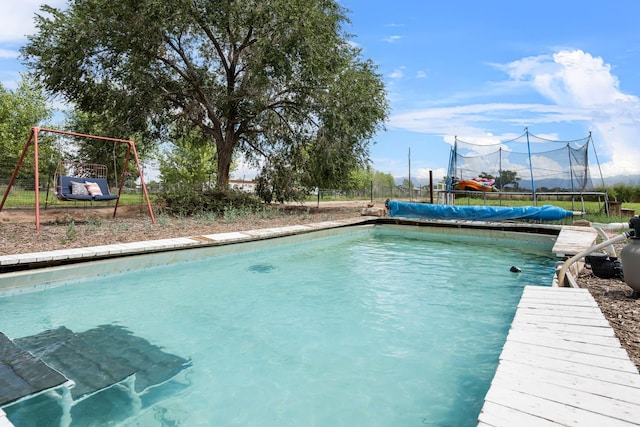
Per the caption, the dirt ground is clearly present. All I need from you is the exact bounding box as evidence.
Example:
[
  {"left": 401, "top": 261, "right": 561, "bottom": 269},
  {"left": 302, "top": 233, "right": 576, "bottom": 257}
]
[
  {"left": 1, "top": 203, "right": 639, "bottom": 371},
  {"left": 0, "top": 202, "right": 369, "bottom": 254}
]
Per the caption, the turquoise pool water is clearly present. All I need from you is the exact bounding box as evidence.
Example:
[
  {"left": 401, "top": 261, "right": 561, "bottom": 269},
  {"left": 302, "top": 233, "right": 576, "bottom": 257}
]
[{"left": 1, "top": 225, "right": 556, "bottom": 426}]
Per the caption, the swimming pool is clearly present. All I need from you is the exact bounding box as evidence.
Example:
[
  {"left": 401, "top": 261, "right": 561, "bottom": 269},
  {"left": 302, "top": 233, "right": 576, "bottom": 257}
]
[{"left": 0, "top": 224, "right": 557, "bottom": 426}]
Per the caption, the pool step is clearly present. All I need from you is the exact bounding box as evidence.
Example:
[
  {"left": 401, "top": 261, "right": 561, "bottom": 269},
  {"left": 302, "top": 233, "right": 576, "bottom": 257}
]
[{"left": 1, "top": 326, "right": 192, "bottom": 426}]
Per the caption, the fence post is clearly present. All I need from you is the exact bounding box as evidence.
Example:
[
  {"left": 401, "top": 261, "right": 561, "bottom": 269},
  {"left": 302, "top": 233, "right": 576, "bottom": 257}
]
[{"left": 370, "top": 181, "right": 373, "bottom": 203}]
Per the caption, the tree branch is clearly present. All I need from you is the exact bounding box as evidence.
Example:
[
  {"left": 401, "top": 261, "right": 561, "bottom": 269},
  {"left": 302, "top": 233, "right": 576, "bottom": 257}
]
[{"left": 160, "top": 34, "right": 223, "bottom": 138}]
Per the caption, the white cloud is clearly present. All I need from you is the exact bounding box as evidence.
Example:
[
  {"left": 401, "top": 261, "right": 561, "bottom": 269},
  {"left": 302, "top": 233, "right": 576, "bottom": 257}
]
[
  {"left": 416, "top": 70, "right": 428, "bottom": 78},
  {"left": 0, "top": 1, "right": 66, "bottom": 42},
  {"left": 389, "top": 49, "right": 640, "bottom": 177},
  {"left": 415, "top": 167, "right": 447, "bottom": 181},
  {"left": 389, "top": 102, "right": 589, "bottom": 135},
  {"left": 388, "top": 67, "right": 405, "bottom": 79},
  {"left": 0, "top": 74, "right": 20, "bottom": 90},
  {"left": 503, "top": 50, "right": 640, "bottom": 177},
  {"left": 0, "top": 49, "right": 19, "bottom": 59},
  {"left": 503, "top": 50, "right": 635, "bottom": 108},
  {"left": 384, "top": 35, "right": 402, "bottom": 43}
]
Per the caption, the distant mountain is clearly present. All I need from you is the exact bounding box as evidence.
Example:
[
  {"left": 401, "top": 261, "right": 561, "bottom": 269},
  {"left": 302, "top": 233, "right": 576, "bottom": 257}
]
[{"left": 601, "top": 175, "right": 640, "bottom": 186}]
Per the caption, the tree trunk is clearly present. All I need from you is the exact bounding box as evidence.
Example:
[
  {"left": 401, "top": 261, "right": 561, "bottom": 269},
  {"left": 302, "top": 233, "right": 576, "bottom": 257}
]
[
  {"left": 216, "top": 140, "right": 233, "bottom": 189},
  {"left": 216, "top": 149, "right": 232, "bottom": 189}
]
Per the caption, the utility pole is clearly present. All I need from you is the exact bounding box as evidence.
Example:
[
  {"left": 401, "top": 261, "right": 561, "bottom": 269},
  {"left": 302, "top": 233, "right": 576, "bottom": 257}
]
[{"left": 408, "top": 148, "right": 412, "bottom": 201}]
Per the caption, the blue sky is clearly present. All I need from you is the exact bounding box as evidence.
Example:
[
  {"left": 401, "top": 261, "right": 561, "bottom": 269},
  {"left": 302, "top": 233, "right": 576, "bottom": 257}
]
[{"left": 2, "top": 1, "right": 640, "bottom": 181}]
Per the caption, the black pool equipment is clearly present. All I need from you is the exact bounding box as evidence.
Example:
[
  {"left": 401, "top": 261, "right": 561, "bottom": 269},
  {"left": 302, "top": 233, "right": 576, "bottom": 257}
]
[
  {"left": 585, "top": 254, "right": 623, "bottom": 279},
  {"left": 510, "top": 266, "right": 522, "bottom": 273}
]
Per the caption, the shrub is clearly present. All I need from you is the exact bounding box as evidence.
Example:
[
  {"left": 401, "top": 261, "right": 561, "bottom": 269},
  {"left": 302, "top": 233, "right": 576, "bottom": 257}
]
[
  {"left": 66, "top": 220, "right": 77, "bottom": 240},
  {"left": 157, "top": 188, "right": 263, "bottom": 216},
  {"left": 598, "top": 183, "right": 640, "bottom": 203}
]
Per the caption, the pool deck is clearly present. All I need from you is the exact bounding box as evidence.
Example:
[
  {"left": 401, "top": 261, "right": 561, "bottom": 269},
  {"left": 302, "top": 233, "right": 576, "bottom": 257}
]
[
  {"left": 478, "top": 286, "right": 640, "bottom": 426},
  {"left": 1, "top": 220, "right": 639, "bottom": 426},
  {"left": 551, "top": 225, "right": 599, "bottom": 257}
]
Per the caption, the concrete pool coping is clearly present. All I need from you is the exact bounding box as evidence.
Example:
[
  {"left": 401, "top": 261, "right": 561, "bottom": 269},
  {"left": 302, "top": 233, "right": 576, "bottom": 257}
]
[
  {"left": 1, "top": 218, "right": 638, "bottom": 426},
  {"left": 0, "top": 218, "right": 369, "bottom": 272}
]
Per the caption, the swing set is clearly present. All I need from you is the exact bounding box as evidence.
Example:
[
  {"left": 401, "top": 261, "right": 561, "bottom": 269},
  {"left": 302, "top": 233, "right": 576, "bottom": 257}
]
[{"left": 0, "top": 127, "right": 156, "bottom": 230}]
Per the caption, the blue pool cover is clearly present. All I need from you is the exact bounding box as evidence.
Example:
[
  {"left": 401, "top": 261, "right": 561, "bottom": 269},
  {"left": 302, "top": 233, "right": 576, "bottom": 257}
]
[{"left": 386, "top": 200, "right": 574, "bottom": 222}]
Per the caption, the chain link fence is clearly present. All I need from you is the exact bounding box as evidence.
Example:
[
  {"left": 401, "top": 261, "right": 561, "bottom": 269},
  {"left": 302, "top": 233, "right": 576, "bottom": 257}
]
[
  {"left": 1, "top": 180, "right": 433, "bottom": 209},
  {"left": 0, "top": 178, "right": 157, "bottom": 210},
  {"left": 312, "top": 184, "right": 438, "bottom": 204}
]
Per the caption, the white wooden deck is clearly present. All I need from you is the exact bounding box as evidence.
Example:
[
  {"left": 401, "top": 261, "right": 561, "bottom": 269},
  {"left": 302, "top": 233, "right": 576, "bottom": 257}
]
[
  {"left": 478, "top": 286, "right": 640, "bottom": 426},
  {"left": 552, "top": 225, "right": 599, "bottom": 257}
]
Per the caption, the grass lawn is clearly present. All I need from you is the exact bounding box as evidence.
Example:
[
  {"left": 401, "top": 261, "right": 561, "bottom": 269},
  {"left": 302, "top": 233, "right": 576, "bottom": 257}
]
[
  {"left": 3, "top": 189, "right": 638, "bottom": 225},
  {"left": 1, "top": 189, "right": 151, "bottom": 208}
]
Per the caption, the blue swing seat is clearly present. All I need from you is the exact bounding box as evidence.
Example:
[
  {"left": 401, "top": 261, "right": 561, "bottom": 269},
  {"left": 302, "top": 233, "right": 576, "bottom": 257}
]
[{"left": 56, "top": 175, "right": 119, "bottom": 202}]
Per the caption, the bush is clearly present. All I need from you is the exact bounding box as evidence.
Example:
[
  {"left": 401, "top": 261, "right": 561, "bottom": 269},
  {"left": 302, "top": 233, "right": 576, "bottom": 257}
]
[
  {"left": 157, "top": 188, "right": 263, "bottom": 215},
  {"left": 255, "top": 166, "right": 309, "bottom": 203},
  {"left": 598, "top": 183, "right": 640, "bottom": 203}
]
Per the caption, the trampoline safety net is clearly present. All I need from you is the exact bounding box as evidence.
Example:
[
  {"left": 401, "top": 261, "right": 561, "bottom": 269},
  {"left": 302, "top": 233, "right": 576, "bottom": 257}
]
[{"left": 446, "top": 129, "right": 602, "bottom": 193}]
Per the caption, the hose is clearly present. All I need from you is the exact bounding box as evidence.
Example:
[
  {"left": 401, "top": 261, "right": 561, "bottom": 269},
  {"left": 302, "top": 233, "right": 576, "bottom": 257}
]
[
  {"left": 556, "top": 231, "right": 631, "bottom": 287},
  {"left": 591, "top": 222, "right": 629, "bottom": 230},
  {"left": 594, "top": 226, "right": 617, "bottom": 257},
  {"left": 590, "top": 221, "right": 629, "bottom": 258}
]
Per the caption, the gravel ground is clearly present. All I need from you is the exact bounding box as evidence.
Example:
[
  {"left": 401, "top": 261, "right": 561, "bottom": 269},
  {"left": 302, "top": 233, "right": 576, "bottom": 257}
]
[
  {"left": 575, "top": 234, "right": 640, "bottom": 371},
  {"left": 1, "top": 204, "right": 639, "bottom": 371}
]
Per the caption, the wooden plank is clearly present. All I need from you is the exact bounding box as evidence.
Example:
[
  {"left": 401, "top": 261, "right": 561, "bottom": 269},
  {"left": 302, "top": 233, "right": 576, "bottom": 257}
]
[
  {"left": 518, "top": 300, "right": 597, "bottom": 310},
  {"left": 518, "top": 301, "right": 604, "bottom": 312},
  {"left": 521, "top": 287, "right": 593, "bottom": 295},
  {"left": 490, "top": 369, "right": 640, "bottom": 423},
  {"left": 500, "top": 344, "right": 639, "bottom": 376},
  {"left": 498, "top": 359, "right": 640, "bottom": 394},
  {"left": 484, "top": 387, "right": 638, "bottom": 426},
  {"left": 506, "top": 328, "right": 624, "bottom": 348},
  {"left": 520, "top": 288, "right": 595, "bottom": 303},
  {"left": 552, "top": 226, "right": 598, "bottom": 257},
  {"left": 478, "top": 401, "right": 563, "bottom": 427},
  {"left": 513, "top": 312, "right": 611, "bottom": 328},
  {"left": 492, "top": 361, "right": 640, "bottom": 404},
  {"left": 506, "top": 329, "right": 630, "bottom": 359},
  {"left": 515, "top": 305, "right": 606, "bottom": 319},
  {"left": 507, "top": 359, "right": 639, "bottom": 391},
  {"left": 510, "top": 321, "right": 615, "bottom": 338},
  {"left": 523, "top": 285, "right": 587, "bottom": 293}
]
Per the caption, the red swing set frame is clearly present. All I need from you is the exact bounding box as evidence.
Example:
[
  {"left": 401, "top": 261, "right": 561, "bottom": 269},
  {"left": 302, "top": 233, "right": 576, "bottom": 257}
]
[{"left": 0, "top": 127, "right": 156, "bottom": 230}]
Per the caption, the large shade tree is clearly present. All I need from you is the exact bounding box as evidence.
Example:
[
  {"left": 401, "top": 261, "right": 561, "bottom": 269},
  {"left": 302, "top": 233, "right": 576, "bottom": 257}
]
[{"left": 23, "top": 0, "right": 388, "bottom": 189}]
